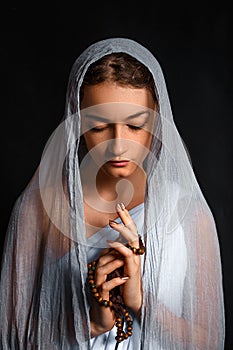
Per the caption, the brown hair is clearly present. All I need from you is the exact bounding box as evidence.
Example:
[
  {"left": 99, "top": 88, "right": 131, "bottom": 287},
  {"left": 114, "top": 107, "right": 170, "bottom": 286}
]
[{"left": 80, "top": 53, "right": 157, "bottom": 103}]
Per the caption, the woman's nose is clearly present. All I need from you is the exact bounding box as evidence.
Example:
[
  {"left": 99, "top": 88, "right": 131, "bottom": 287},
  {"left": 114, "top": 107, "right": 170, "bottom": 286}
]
[{"left": 107, "top": 124, "right": 128, "bottom": 156}]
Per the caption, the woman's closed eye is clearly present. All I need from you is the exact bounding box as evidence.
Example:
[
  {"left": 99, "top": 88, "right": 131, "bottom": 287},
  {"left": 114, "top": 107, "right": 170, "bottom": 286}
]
[
  {"left": 89, "top": 124, "right": 110, "bottom": 132},
  {"left": 89, "top": 123, "right": 147, "bottom": 133},
  {"left": 127, "top": 123, "right": 146, "bottom": 130}
]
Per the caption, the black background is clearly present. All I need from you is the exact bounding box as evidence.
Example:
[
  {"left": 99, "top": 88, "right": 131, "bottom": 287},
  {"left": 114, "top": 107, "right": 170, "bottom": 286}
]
[{"left": 1, "top": 3, "right": 232, "bottom": 348}]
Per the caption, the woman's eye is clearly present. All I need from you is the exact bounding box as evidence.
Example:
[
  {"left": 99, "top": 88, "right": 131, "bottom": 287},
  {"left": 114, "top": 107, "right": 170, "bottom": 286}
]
[
  {"left": 90, "top": 125, "right": 108, "bottom": 132},
  {"left": 88, "top": 123, "right": 147, "bottom": 132},
  {"left": 127, "top": 123, "right": 146, "bottom": 130}
]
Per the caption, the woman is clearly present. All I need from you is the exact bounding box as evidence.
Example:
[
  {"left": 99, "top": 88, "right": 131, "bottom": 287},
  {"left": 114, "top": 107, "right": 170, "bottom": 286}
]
[{"left": 0, "top": 38, "right": 225, "bottom": 349}]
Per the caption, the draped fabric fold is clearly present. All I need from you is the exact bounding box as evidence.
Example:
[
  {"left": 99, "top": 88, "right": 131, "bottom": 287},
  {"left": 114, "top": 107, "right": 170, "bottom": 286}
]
[{"left": 0, "top": 38, "right": 225, "bottom": 349}]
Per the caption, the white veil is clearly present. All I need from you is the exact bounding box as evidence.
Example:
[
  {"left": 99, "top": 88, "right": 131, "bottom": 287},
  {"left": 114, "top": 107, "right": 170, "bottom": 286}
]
[{"left": 0, "top": 38, "right": 225, "bottom": 349}]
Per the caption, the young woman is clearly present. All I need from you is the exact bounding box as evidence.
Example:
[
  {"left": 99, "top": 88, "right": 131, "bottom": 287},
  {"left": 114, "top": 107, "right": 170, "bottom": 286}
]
[{"left": 0, "top": 38, "right": 225, "bottom": 349}]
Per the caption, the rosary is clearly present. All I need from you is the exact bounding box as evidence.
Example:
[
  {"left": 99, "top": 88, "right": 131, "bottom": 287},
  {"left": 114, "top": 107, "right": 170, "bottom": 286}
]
[{"left": 87, "top": 235, "right": 145, "bottom": 349}]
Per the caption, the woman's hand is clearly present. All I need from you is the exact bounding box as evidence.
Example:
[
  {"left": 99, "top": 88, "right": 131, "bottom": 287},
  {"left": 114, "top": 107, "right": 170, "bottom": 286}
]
[
  {"left": 108, "top": 203, "right": 142, "bottom": 318},
  {"left": 89, "top": 203, "right": 142, "bottom": 337},
  {"left": 89, "top": 247, "right": 129, "bottom": 337}
]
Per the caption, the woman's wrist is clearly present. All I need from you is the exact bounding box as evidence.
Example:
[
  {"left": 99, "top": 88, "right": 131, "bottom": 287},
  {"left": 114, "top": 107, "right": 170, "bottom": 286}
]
[
  {"left": 128, "top": 296, "right": 142, "bottom": 320},
  {"left": 90, "top": 319, "right": 115, "bottom": 338},
  {"left": 90, "top": 306, "right": 115, "bottom": 337},
  {"left": 123, "top": 274, "right": 142, "bottom": 317}
]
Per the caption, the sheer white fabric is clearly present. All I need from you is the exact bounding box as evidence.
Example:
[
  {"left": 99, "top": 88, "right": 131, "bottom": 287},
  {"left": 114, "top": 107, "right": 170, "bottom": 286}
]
[{"left": 0, "top": 38, "right": 225, "bottom": 349}]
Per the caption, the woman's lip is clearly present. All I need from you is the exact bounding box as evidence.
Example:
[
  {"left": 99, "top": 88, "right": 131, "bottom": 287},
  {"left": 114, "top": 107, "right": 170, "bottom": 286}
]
[{"left": 108, "top": 160, "right": 130, "bottom": 167}]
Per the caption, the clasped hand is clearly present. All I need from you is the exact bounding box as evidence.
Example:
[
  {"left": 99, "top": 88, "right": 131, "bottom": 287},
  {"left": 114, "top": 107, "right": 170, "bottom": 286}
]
[{"left": 89, "top": 203, "right": 142, "bottom": 337}]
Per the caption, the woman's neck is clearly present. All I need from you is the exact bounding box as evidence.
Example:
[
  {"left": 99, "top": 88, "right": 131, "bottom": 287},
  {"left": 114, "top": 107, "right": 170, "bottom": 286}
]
[
  {"left": 81, "top": 163, "right": 146, "bottom": 236},
  {"left": 96, "top": 166, "right": 146, "bottom": 203},
  {"left": 82, "top": 164, "right": 146, "bottom": 213}
]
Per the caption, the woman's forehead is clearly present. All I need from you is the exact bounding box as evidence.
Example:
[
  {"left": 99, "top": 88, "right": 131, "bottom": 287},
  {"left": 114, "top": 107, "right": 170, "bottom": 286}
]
[
  {"left": 80, "top": 83, "right": 156, "bottom": 110},
  {"left": 81, "top": 102, "right": 154, "bottom": 120}
]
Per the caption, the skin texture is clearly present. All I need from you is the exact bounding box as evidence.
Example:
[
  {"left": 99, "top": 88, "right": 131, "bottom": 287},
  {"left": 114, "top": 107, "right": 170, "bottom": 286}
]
[{"left": 80, "top": 83, "right": 156, "bottom": 337}]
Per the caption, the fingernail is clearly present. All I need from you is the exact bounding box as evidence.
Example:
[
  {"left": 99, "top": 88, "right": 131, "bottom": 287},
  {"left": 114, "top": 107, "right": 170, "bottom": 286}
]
[
  {"left": 120, "top": 276, "right": 129, "bottom": 280},
  {"left": 120, "top": 203, "right": 125, "bottom": 210},
  {"left": 116, "top": 202, "right": 125, "bottom": 211},
  {"left": 109, "top": 219, "right": 117, "bottom": 225}
]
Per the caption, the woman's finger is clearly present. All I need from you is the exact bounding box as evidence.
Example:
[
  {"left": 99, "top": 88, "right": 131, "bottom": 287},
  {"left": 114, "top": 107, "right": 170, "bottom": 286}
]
[
  {"left": 107, "top": 240, "right": 135, "bottom": 257},
  {"left": 116, "top": 203, "right": 136, "bottom": 228},
  {"left": 116, "top": 203, "right": 139, "bottom": 241},
  {"left": 95, "top": 258, "right": 124, "bottom": 287},
  {"left": 98, "top": 247, "right": 114, "bottom": 258},
  {"left": 98, "top": 249, "right": 122, "bottom": 267},
  {"left": 102, "top": 277, "right": 129, "bottom": 292},
  {"left": 100, "top": 277, "right": 129, "bottom": 299},
  {"left": 109, "top": 217, "right": 139, "bottom": 248}
]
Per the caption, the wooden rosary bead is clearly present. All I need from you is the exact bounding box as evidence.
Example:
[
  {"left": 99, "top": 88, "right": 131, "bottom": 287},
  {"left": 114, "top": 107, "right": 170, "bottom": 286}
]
[
  {"left": 87, "top": 257, "right": 135, "bottom": 349},
  {"left": 125, "top": 235, "right": 145, "bottom": 255},
  {"left": 138, "top": 247, "right": 145, "bottom": 254},
  {"left": 116, "top": 336, "right": 124, "bottom": 342}
]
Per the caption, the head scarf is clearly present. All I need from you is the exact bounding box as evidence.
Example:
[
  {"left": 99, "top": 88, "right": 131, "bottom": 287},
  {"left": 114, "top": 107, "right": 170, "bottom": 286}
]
[{"left": 0, "top": 38, "right": 225, "bottom": 349}]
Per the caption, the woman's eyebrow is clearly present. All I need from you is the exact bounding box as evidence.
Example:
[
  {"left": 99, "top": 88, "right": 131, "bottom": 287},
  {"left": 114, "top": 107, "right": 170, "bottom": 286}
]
[
  {"left": 126, "top": 110, "right": 151, "bottom": 120},
  {"left": 83, "top": 114, "right": 111, "bottom": 123},
  {"left": 83, "top": 110, "right": 150, "bottom": 123}
]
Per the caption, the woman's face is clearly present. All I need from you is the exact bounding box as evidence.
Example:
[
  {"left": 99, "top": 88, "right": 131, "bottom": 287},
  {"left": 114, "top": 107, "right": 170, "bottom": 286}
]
[{"left": 80, "top": 82, "right": 156, "bottom": 179}]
